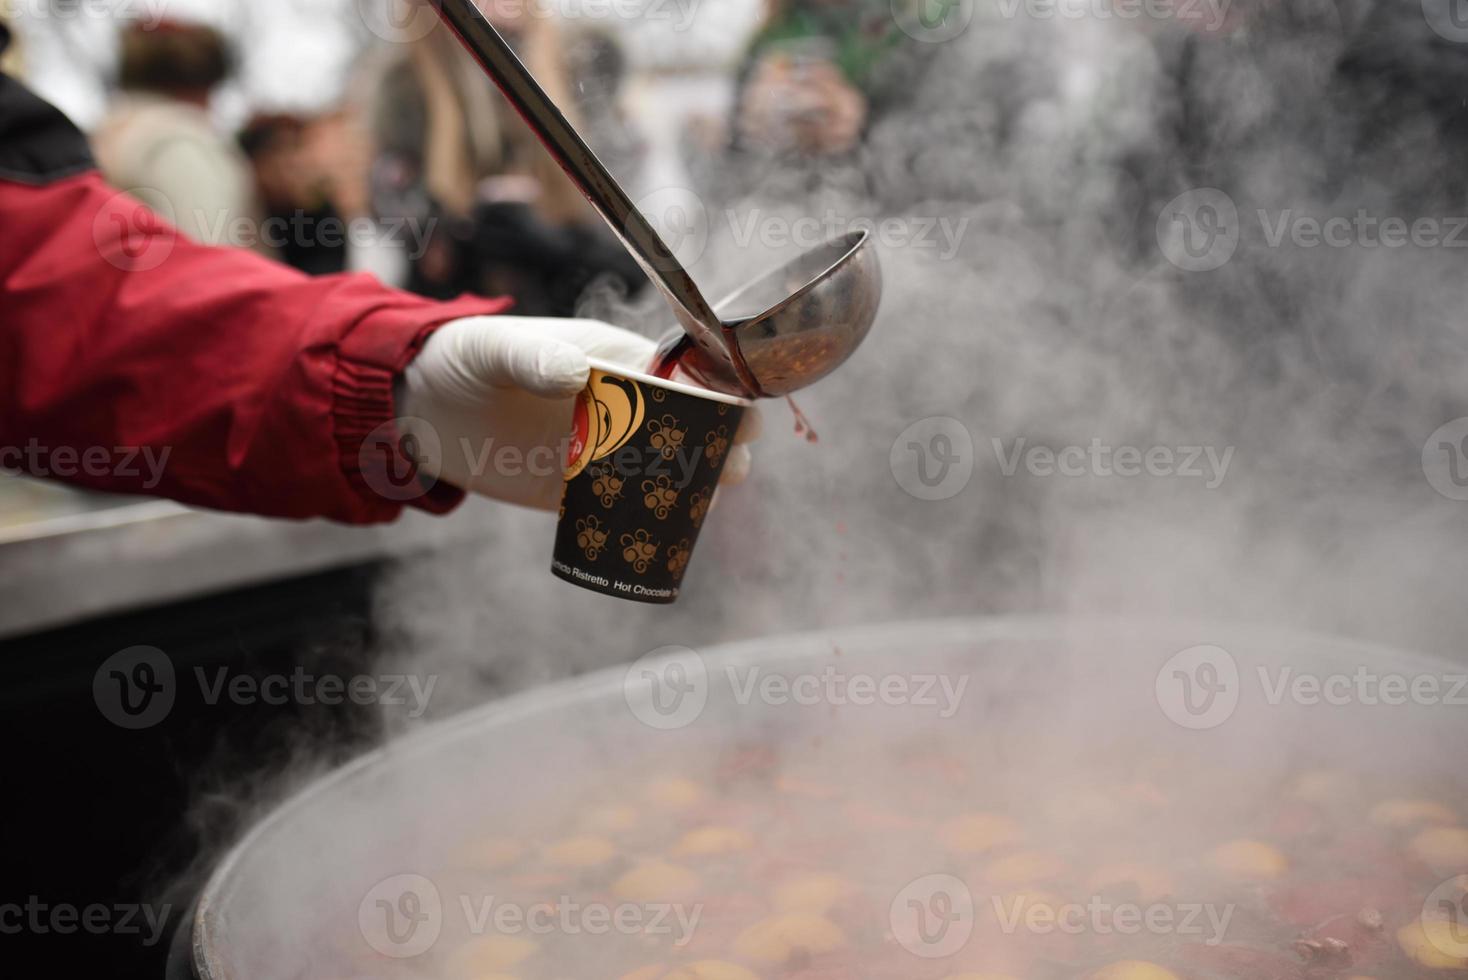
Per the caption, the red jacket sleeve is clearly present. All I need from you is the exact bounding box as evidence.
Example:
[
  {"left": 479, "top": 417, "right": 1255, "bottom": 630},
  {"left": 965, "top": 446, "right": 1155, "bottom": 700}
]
[{"left": 0, "top": 171, "right": 511, "bottom": 524}]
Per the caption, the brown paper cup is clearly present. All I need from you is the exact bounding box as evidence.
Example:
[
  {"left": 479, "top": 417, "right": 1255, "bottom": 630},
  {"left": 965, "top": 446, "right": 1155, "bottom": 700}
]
[{"left": 552, "top": 359, "right": 750, "bottom": 604}]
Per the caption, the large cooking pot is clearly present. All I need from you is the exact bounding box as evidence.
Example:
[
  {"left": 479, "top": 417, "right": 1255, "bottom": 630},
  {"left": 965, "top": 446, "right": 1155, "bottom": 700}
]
[{"left": 174, "top": 617, "right": 1468, "bottom": 979}]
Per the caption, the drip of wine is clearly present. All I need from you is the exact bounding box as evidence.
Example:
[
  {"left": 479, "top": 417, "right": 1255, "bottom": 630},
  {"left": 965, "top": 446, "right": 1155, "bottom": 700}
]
[{"left": 787, "top": 396, "right": 819, "bottom": 444}]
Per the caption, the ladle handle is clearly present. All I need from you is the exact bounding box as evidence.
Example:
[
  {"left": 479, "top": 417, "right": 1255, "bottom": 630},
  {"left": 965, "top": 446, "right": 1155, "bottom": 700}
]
[{"left": 431, "top": 0, "right": 726, "bottom": 344}]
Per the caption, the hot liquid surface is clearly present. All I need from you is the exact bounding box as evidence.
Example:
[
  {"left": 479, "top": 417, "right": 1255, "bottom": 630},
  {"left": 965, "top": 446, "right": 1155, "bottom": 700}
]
[{"left": 332, "top": 739, "right": 1468, "bottom": 980}]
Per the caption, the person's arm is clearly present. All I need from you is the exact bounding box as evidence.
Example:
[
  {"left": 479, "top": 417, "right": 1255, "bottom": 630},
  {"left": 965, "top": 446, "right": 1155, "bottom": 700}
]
[
  {"left": 0, "top": 45, "right": 754, "bottom": 525},
  {"left": 0, "top": 169, "right": 507, "bottom": 523}
]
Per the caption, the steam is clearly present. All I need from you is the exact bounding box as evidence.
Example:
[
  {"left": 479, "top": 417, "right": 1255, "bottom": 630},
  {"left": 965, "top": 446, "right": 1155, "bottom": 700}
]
[
  {"left": 375, "top": 0, "right": 1468, "bottom": 702},
  {"left": 184, "top": 4, "right": 1468, "bottom": 973}
]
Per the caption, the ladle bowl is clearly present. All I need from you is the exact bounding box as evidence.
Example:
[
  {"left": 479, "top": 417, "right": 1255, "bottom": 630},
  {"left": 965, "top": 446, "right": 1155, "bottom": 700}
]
[{"left": 653, "top": 229, "right": 883, "bottom": 396}]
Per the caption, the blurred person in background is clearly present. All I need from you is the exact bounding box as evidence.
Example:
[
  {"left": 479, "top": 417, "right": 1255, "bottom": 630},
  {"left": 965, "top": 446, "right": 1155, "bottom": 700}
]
[
  {"left": 238, "top": 110, "right": 375, "bottom": 276},
  {"left": 368, "top": 7, "right": 646, "bottom": 315},
  {"left": 733, "top": 0, "right": 927, "bottom": 158},
  {"left": 0, "top": 16, "right": 20, "bottom": 77},
  {"left": 562, "top": 24, "right": 646, "bottom": 183},
  {"left": 721, "top": 0, "right": 933, "bottom": 206},
  {"left": 91, "top": 18, "right": 256, "bottom": 248}
]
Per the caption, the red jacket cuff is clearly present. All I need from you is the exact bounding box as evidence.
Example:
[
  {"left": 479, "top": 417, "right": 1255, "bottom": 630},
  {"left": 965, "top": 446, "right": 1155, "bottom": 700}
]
[{"left": 331, "top": 294, "right": 512, "bottom": 521}]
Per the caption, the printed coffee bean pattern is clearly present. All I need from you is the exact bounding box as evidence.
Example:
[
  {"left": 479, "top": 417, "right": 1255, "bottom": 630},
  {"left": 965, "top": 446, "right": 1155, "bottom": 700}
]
[
  {"left": 577, "top": 516, "right": 609, "bottom": 560},
  {"left": 642, "top": 475, "right": 679, "bottom": 519},
  {"left": 591, "top": 465, "right": 624, "bottom": 508},
  {"left": 647, "top": 415, "right": 687, "bottom": 460},
  {"left": 620, "top": 530, "right": 659, "bottom": 573}
]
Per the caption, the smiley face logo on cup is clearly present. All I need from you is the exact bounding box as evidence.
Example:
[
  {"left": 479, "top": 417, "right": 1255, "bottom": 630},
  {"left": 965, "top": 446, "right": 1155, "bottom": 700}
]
[{"left": 565, "top": 371, "right": 647, "bottom": 480}]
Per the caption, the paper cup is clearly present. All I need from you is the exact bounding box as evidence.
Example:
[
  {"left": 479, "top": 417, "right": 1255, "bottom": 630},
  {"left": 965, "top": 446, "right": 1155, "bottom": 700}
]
[{"left": 552, "top": 359, "right": 750, "bottom": 604}]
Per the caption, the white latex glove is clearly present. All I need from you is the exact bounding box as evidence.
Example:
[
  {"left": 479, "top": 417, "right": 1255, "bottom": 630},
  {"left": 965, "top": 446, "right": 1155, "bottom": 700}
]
[{"left": 397, "top": 316, "right": 758, "bottom": 511}]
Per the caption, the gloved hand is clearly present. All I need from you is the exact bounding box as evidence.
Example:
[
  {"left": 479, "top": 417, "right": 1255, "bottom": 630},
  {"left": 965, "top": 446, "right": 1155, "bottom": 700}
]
[{"left": 398, "top": 316, "right": 759, "bottom": 511}]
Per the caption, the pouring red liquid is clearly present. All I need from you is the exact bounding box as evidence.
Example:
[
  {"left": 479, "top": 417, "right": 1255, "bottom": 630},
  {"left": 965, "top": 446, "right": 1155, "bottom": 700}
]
[
  {"left": 788, "top": 396, "right": 819, "bottom": 443},
  {"left": 650, "top": 333, "right": 819, "bottom": 443}
]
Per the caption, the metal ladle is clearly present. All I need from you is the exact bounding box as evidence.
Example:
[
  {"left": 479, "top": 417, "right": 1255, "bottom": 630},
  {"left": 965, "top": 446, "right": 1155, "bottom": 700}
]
[{"left": 433, "top": 0, "right": 882, "bottom": 398}]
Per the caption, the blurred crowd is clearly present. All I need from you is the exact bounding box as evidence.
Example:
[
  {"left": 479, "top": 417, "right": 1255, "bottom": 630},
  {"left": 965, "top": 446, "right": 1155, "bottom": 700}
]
[
  {"left": 2, "top": 0, "right": 934, "bottom": 317},
  {"left": 12, "top": 0, "right": 1460, "bottom": 370}
]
